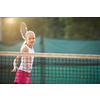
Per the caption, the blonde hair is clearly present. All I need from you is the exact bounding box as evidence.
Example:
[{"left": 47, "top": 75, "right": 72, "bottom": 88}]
[{"left": 21, "top": 31, "right": 35, "bottom": 51}]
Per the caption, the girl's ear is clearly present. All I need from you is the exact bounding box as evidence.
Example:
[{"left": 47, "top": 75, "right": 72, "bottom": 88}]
[{"left": 25, "top": 38, "right": 27, "bottom": 42}]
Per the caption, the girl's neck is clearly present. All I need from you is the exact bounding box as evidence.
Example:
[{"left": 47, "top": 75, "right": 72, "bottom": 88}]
[{"left": 26, "top": 44, "right": 33, "bottom": 49}]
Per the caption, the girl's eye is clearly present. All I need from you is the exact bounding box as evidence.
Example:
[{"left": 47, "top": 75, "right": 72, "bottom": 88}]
[{"left": 28, "top": 38, "right": 35, "bottom": 40}]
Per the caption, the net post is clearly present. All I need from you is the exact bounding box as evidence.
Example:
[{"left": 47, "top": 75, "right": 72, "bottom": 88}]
[{"left": 40, "top": 33, "right": 45, "bottom": 84}]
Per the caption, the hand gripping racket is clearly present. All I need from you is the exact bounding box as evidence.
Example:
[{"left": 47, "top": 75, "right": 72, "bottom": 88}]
[{"left": 20, "top": 22, "right": 28, "bottom": 40}]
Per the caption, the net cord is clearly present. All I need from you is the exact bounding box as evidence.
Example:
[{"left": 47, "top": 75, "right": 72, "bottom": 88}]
[{"left": 0, "top": 51, "right": 100, "bottom": 59}]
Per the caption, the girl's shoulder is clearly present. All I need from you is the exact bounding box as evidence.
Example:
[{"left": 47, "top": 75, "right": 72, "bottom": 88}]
[{"left": 21, "top": 45, "right": 28, "bottom": 53}]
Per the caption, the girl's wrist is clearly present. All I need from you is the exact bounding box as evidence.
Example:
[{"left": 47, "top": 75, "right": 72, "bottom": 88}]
[{"left": 14, "top": 66, "right": 17, "bottom": 68}]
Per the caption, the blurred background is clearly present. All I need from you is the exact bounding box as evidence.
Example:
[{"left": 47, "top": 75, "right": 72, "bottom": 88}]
[
  {"left": 0, "top": 17, "right": 100, "bottom": 54},
  {"left": 1, "top": 17, "right": 100, "bottom": 42}
]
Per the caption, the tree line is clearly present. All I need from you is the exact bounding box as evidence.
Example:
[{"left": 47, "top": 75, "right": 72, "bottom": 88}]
[{"left": 2, "top": 17, "right": 100, "bottom": 42}]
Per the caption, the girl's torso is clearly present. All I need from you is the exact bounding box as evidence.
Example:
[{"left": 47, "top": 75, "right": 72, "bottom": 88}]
[{"left": 19, "top": 45, "right": 35, "bottom": 73}]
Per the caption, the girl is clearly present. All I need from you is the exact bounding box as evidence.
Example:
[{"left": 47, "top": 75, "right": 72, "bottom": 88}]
[{"left": 11, "top": 31, "right": 35, "bottom": 84}]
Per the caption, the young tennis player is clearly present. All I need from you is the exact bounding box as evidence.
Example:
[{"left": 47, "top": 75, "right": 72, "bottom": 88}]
[{"left": 11, "top": 30, "right": 35, "bottom": 84}]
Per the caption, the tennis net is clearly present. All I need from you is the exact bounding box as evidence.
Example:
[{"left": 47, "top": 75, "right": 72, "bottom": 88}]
[{"left": 0, "top": 52, "right": 100, "bottom": 84}]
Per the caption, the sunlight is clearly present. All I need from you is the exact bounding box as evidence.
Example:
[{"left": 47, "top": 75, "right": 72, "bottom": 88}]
[{"left": 7, "top": 18, "right": 14, "bottom": 24}]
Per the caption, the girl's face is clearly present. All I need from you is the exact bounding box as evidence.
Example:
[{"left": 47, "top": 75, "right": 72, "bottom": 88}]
[{"left": 25, "top": 33, "right": 35, "bottom": 46}]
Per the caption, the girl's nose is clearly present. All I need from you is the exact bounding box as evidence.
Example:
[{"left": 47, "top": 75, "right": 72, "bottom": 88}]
[
  {"left": 31, "top": 39, "right": 35, "bottom": 41},
  {"left": 31, "top": 39, "right": 33, "bottom": 41}
]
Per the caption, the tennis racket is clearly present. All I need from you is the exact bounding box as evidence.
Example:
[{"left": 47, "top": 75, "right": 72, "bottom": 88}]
[{"left": 20, "top": 22, "right": 28, "bottom": 40}]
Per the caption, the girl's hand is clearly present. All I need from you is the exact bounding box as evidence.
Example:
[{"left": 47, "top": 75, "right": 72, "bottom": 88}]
[{"left": 11, "top": 67, "right": 18, "bottom": 72}]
